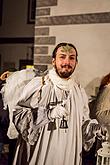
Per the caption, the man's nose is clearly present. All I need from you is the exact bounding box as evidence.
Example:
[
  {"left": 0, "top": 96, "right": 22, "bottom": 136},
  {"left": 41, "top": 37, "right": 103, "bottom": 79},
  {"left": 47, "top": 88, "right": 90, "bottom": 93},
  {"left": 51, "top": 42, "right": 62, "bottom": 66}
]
[{"left": 64, "top": 57, "right": 70, "bottom": 64}]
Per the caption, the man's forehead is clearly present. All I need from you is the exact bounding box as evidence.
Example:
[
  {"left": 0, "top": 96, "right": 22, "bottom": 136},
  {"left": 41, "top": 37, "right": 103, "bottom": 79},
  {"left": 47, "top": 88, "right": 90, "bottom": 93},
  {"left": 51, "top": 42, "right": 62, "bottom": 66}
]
[{"left": 57, "top": 45, "right": 76, "bottom": 54}]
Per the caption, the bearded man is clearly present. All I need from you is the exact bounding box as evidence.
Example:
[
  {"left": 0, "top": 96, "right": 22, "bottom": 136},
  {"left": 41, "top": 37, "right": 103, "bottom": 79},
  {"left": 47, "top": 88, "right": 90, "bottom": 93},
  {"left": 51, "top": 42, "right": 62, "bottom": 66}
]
[{"left": 12, "top": 43, "right": 106, "bottom": 165}]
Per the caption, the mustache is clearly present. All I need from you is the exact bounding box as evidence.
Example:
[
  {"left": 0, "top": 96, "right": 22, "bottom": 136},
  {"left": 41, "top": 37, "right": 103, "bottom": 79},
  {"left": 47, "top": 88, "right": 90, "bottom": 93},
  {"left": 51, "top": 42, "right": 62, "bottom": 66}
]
[{"left": 61, "top": 65, "right": 72, "bottom": 69}]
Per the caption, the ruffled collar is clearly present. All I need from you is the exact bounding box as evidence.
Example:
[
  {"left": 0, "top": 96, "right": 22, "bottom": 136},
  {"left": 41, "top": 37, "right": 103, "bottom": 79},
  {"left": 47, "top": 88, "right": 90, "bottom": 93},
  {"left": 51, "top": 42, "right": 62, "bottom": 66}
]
[{"left": 48, "top": 68, "right": 77, "bottom": 90}]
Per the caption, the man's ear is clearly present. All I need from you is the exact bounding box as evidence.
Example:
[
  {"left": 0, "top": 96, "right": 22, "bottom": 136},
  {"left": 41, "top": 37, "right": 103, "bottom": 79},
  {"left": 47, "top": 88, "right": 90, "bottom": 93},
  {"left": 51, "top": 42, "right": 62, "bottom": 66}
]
[{"left": 52, "top": 58, "right": 55, "bottom": 66}]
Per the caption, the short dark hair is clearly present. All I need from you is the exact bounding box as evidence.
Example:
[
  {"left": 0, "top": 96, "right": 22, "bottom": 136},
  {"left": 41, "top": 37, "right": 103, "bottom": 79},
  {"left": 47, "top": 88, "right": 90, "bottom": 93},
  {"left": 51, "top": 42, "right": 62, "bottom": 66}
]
[{"left": 52, "top": 42, "right": 78, "bottom": 61}]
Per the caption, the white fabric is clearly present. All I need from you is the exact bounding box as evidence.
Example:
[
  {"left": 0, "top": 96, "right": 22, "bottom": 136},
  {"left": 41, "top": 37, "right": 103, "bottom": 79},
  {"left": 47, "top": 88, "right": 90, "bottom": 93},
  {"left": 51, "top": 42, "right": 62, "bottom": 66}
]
[
  {"left": 33, "top": 69, "right": 89, "bottom": 165},
  {"left": 50, "top": 104, "right": 69, "bottom": 119},
  {"left": 49, "top": 68, "right": 77, "bottom": 90},
  {"left": 13, "top": 68, "right": 99, "bottom": 165},
  {"left": 49, "top": 68, "right": 90, "bottom": 123},
  {"left": 1, "top": 68, "right": 36, "bottom": 139},
  {"left": 17, "top": 76, "right": 42, "bottom": 105}
]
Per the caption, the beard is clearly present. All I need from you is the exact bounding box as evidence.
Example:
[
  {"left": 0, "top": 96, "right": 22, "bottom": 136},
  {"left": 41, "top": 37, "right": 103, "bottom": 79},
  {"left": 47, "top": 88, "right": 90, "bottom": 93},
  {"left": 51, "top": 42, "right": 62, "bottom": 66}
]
[{"left": 54, "top": 64, "right": 75, "bottom": 78}]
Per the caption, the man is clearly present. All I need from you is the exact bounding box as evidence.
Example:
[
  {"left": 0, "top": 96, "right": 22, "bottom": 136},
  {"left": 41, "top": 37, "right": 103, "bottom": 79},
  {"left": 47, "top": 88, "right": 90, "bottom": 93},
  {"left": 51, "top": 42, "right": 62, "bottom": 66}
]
[{"left": 12, "top": 43, "right": 106, "bottom": 165}]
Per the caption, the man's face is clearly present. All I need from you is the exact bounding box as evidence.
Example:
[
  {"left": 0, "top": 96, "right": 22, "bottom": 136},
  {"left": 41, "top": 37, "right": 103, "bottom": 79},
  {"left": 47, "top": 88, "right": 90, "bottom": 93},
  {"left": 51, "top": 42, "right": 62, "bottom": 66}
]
[{"left": 52, "top": 45, "right": 78, "bottom": 79}]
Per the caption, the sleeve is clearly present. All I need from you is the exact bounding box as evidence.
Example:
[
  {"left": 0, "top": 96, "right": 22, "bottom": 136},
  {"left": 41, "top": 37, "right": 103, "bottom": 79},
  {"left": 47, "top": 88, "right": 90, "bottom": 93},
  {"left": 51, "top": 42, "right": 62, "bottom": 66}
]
[
  {"left": 13, "top": 89, "right": 50, "bottom": 145},
  {"left": 12, "top": 77, "right": 50, "bottom": 145},
  {"left": 80, "top": 87, "right": 103, "bottom": 151}
]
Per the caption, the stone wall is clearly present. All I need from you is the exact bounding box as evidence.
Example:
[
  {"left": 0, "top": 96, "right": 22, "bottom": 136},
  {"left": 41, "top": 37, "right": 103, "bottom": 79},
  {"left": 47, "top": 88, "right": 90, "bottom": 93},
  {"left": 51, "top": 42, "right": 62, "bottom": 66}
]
[{"left": 34, "top": 0, "right": 57, "bottom": 71}]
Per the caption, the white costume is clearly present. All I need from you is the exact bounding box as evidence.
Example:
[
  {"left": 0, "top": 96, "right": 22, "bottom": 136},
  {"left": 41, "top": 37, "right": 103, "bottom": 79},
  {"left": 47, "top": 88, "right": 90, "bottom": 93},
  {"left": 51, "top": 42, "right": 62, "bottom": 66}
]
[
  {"left": 12, "top": 68, "right": 101, "bottom": 165},
  {"left": 1, "top": 68, "right": 37, "bottom": 139}
]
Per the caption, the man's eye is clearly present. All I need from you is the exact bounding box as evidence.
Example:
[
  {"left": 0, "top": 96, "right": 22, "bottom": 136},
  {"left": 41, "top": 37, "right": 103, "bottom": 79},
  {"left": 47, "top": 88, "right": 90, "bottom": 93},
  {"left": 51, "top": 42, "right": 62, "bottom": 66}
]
[
  {"left": 70, "top": 56, "right": 75, "bottom": 60},
  {"left": 60, "top": 56, "right": 65, "bottom": 59}
]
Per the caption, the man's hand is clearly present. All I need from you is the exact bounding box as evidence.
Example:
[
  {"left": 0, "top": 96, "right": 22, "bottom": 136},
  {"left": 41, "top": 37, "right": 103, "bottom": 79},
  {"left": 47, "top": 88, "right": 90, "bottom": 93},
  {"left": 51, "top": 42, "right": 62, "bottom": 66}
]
[
  {"left": 88, "top": 122, "right": 108, "bottom": 141},
  {"left": 49, "top": 104, "right": 69, "bottom": 120},
  {"left": 96, "top": 125, "right": 108, "bottom": 141}
]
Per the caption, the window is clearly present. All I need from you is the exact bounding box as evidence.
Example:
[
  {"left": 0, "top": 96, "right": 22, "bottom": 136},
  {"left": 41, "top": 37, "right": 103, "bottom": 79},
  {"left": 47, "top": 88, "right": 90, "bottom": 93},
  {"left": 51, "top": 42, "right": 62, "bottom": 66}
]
[{"left": 27, "top": 0, "right": 36, "bottom": 24}]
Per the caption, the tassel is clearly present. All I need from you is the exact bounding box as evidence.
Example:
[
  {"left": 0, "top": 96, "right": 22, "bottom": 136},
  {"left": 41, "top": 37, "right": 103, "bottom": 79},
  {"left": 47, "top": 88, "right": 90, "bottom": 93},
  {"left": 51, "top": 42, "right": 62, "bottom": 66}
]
[{"left": 47, "top": 119, "right": 56, "bottom": 131}]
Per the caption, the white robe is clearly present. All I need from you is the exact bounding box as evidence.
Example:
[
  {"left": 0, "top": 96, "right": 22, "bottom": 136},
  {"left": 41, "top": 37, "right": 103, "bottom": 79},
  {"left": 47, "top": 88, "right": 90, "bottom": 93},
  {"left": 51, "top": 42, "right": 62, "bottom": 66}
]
[{"left": 12, "top": 69, "right": 97, "bottom": 165}]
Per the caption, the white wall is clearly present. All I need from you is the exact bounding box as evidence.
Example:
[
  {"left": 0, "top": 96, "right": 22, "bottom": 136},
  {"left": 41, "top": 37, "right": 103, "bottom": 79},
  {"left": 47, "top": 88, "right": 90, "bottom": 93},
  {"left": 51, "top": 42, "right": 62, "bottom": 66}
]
[{"left": 51, "top": 0, "right": 110, "bottom": 15}]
